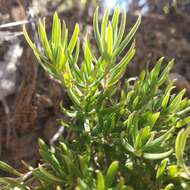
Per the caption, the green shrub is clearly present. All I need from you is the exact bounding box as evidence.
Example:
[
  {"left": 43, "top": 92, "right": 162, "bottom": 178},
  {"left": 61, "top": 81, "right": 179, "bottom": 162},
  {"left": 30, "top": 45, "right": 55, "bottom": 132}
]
[{"left": 0, "top": 7, "right": 190, "bottom": 190}]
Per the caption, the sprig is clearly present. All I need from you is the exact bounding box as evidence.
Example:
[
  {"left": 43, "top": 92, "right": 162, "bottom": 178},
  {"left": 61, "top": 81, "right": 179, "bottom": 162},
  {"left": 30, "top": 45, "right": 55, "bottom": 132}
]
[{"left": 0, "top": 7, "right": 190, "bottom": 190}]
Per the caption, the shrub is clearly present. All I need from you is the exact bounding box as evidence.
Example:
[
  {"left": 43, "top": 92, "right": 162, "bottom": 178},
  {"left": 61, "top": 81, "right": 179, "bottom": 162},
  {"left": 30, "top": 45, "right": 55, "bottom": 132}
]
[{"left": 0, "top": 7, "right": 190, "bottom": 190}]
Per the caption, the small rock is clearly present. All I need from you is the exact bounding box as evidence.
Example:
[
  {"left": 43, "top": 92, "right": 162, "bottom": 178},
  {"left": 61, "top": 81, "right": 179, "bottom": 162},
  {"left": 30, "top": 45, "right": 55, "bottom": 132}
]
[
  {"left": 0, "top": 39, "right": 23, "bottom": 100},
  {"left": 169, "top": 73, "right": 190, "bottom": 96}
]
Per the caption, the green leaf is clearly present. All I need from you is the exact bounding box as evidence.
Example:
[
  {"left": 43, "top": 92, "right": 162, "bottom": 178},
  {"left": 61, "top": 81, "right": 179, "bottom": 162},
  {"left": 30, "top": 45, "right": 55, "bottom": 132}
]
[
  {"left": 134, "top": 126, "right": 151, "bottom": 150},
  {"left": 79, "top": 155, "right": 89, "bottom": 177},
  {"left": 74, "top": 38, "right": 80, "bottom": 64},
  {"left": 162, "top": 92, "right": 170, "bottom": 109},
  {"left": 177, "top": 106, "right": 190, "bottom": 116},
  {"left": 51, "top": 12, "right": 61, "bottom": 57},
  {"left": 113, "top": 16, "right": 141, "bottom": 57},
  {"left": 56, "top": 46, "right": 65, "bottom": 73},
  {"left": 101, "top": 8, "right": 109, "bottom": 51},
  {"left": 107, "top": 46, "right": 135, "bottom": 87},
  {"left": 143, "top": 149, "right": 173, "bottom": 160},
  {"left": 141, "top": 126, "right": 151, "bottom": 143},
  {"left": 38, "top": 139, "right": 63, "bottom": 176},
  {"left": 93, "top": 7, "right": 103, "bottom": 54},
  {"left": 121, "top": 137, "right": 135, "bottom": 153},
  {"left": 105, "top": 161, "right": 119, "bottom": 187},
  {"left": 0, "top": 161, "right": 21, "bottom": 176},
  {"left": 68, "top": 23, "right": 79, "bottom": 54},
  {"left": 83, "top": 34, "right": 93, "bottom": 74},
  {"left": 175, "top": 127, "right": 190, "bottom": 167},
  {"left": 23, "top": 25, "right": 36, "bottom": 50},
  {"left": 158, "top": 59, "right": 174, "bottom": 85},
  {"left": 51, "top": 12, "right": 61, "bottom": 48},
  {"left": 167, "top": 89, "right": 185, "bottom": 113},
  {"left": 62, "top": 155, "right": 82, "bottom": 178},
  {"left": 176, "top": 116, "right": 190, "bottom": 128},
  {"left": 38, "top": 165, "right": 65, "bottom": 184},
  {"left": 111, "top": 6, "right": 119, "bottom": 31},
  {"left": 149, "top": 57, "right": 163, "bottom": 84},
  {"left": 113, "top": 9, "right": 126, "bottom": 50},
  {"left": 67, "top": 88, "right": 81, "bottom": 108},
  {"left": 143, "top": 127, "right": 174, "bottom": 151},
  {"left": 0, "top": 178, "right": 27, "bottom": 190},
  {"left": 61, "top": 20, "right": 68, "bottom": 51},
  {"left": 97, "top": 171, "right": 105, "bottom": 190},
  {"left": 111, "top": 6, "right": 119, "bottom": 43},
  {"left": 149, "top": 112, "right": 160, "bottom": 128},
  {"left": 38, "top": 19, "right": 53, "bottom": 61},
  {"left": 115, "top": 178, "right": 124, "bottom": 188},
  {"left": 164, "top": 184, "right": 174, "bottom": 190},
  {"left": 77, "top": 178, "right": 88, "bottom": 189},
  {"left": 59, "top": 142, "right": 69, "bottom": 155},
  {"left": 106, "top": 22, "right": 113, "bottom": 56},
  {"left": 100, "top": 102, "right": 123, "bottom": 115},
  {"left": 156, "top": 158, "right": 168, "bottom": 179}
]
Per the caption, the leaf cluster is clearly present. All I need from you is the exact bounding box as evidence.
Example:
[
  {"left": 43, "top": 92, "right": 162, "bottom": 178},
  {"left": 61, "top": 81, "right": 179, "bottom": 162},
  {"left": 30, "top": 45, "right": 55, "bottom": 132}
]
[{"left": 0, "top": 7, "right": 190, "bottom": 190}]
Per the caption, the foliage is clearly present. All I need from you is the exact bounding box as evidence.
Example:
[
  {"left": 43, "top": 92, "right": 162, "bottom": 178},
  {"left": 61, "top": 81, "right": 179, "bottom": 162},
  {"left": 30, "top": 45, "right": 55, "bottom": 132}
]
[{"left": 0, "top": 7, "right": 190, "bottom": 190}]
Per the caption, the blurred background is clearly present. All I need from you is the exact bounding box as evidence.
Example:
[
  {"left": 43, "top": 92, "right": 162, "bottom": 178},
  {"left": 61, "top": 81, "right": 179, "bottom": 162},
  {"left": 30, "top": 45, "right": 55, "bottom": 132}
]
[{"left": 0, "top": 0, "right": 190, "bottom": 172}]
